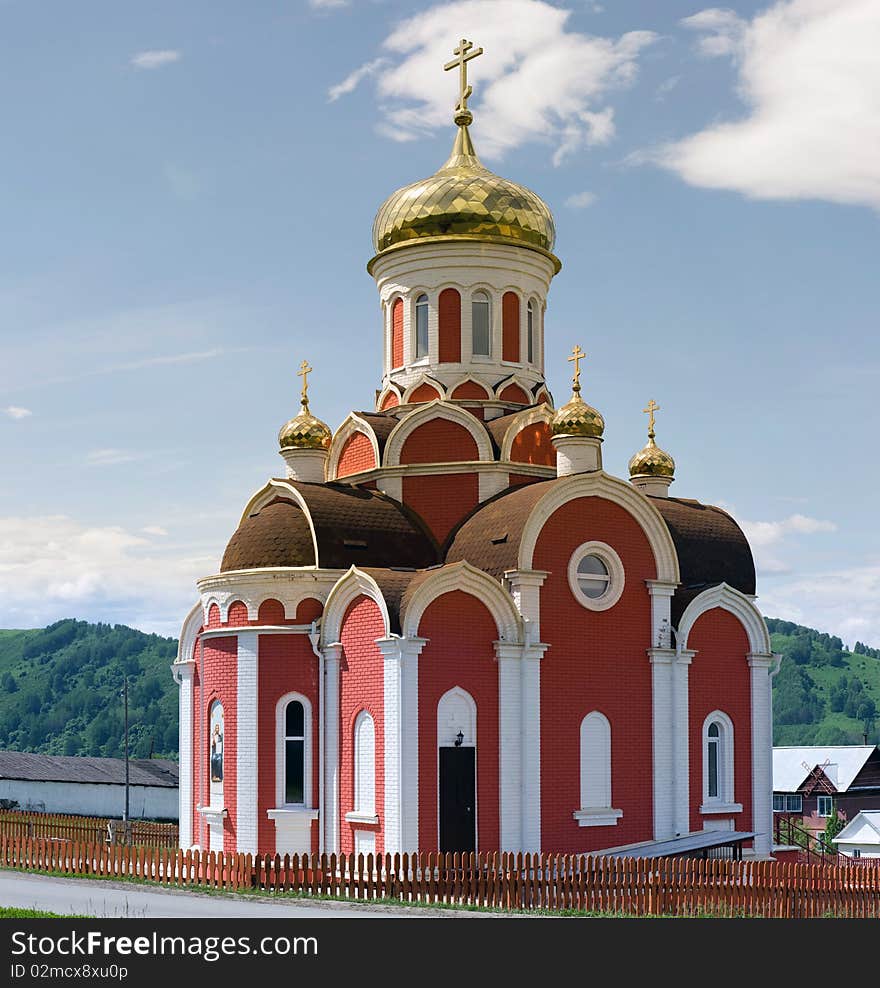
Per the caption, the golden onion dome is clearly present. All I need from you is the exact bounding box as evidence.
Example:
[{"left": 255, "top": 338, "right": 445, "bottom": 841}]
[
  {"left": 370, "top": 121, "right": 559, "bottom": 269},
  {"left": 550, "top": 392, "right": 605, "bottom": 439},
  {"left": 629, "top": 436, "right": 675, "bottom": 478},
  {"left": 279, "top": 408, "right": 332, "bottom": 451},
  {"left": 279, "top": 361, "right": 332, "bottom": 451}
]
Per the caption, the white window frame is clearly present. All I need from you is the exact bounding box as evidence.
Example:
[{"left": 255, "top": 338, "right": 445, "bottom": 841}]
[
  {"left": 347, "top": 709, "right": 378, "bottom": 824},
  {"left": 574, "top": 710, "right": 622, "bottom": 827},
  {"left": 567, "top": 541, "right": 625, "bottom": 612},
  {"left": 208, "top": 699, "right": 224, "bottom": 807},
  {"left": 817, "top": 795, "right": 833, "bottom": 818},
  {"left": 700, "top": 711, "right": 741, "bottom": 814},
  {"left": 414, "top": 292, "right": 430, "bottom": 362},
  {"left": 471, "top": 290, "right": 492, "bottom": 358},
  {"left": 773, "top": 793, "right": 803, "bottom": 813},
  {"left": 275, "top": 692, "right": 313, "bottom": 809}
]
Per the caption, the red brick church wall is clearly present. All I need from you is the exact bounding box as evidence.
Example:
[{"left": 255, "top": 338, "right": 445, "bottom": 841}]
[
  {"left": 415, "top": 591, "right": 500, "bottom": 852},
  {"left": 339, "top": 595, "right": 386, "bottom": 854},
  {"left": 533, "top": 497, "right": 656, "bottom": 852},
  {"left": 199, "top": 636, "right": 238, "bottom": 852},
  {"left": 687, "top": 609, "right": 752, "bottom": 833},
  {"left": 337, "top": 432, "right": 377, "bottom": 477}
]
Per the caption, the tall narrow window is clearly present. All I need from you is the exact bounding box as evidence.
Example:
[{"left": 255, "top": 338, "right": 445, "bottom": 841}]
[
  {"left": 353, "top": 710, "right": 376, "bottom": 816},
  {"left": 527, "top": 301, "right": 534, "bottom": 363},
  {"left": 703, "top": 712, "right": 735, "bottom": 808},
  {"left": 502, "top": 291, "right": 520, "bottom": 362},
  {"left": 707, "top": 722, "right": 720, "bottom": 798},
  {"left": 284, "top": 700, "right": 305, "bottom": 805},
  {"left": 575, "top": 711, "right": 621, "bottom": 827},
  {"left": 415, "top": 294, "right": 429, "bottom": 359},
  {"left": 472, "top": 291, "right": 491, "bottom": 356}
]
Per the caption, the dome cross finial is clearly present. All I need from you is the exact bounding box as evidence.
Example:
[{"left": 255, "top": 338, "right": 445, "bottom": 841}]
[
  {"left": 568, "top": 344, "right": 586, "bottom": 395},
  {"left": 444, "top": 38, "right": 483, "bottom": 125},
  {"left": 643, "top": 398, "right": 659, "bottom": 439},
  {"left": 298, "top": 359, "right": 313, "bottom": 412}
]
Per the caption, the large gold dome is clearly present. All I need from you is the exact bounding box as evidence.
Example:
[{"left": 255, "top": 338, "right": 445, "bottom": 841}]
[
  {"left": 370, "top": 123, "right": 558, "bottom": 268},
  {"left": 550, "top": 393, "right": 605, "bottom": 439}
]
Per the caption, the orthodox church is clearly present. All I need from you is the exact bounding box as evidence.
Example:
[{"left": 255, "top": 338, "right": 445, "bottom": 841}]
[{"left": 173, "top": 41, "right": 779, "bottom": 861}]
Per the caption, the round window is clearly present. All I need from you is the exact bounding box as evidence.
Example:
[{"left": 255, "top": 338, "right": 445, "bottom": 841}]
[
  {"left": 576, "top": 555, "right": 610, "bottom": 598},
  {"left": 567, "top": 542, "right": 625, "bottom": 611}
]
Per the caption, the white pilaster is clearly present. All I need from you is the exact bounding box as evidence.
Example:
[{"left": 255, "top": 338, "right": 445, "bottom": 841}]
[
  {"left": 504, "top": 570, "right": 549, "bottom": 643},
  {"left": 235, "top": 631, "right": 259, "bottom": 855},
  {"left": 478, "top": 470, "right": 509, "bottom": 503},
  {"left": 376, "top": 475, "right": 402, "bottom": 501},
  {"left": 172, "top": 661, "right": 195, "bottom": 849},
  {"left": 647, "top": 649, "right": 675, "bottom": 840},
  {"left": 673, "top": 649, "right": 695, "bottom": 836},
  {"left": 322, "top": 642, "right": 342, "bottom": 855},
  {"left": 748, "top": 653, "right": 776, "bottom": 857},
  {"left": 377, "top": 636, "right": 427, "bottom": 855},
  {"left": 646, "top": 581, "right": 677, "bottom": 649},
  {"left": 495, "top": 640, "right": 547, "bottom": 853}
]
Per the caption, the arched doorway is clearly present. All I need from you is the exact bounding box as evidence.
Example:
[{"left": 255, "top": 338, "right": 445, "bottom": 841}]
[{"left": 437, "top": 688, "right": 476, "bottom": 853}]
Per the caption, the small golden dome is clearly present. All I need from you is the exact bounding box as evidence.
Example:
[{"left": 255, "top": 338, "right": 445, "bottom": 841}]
[
  {"left": 629, "top": 436, "right": 675, "bottom": 478},
  {"left": 550, "top": 392, "right": 605, "bottom": 439},
  {"left": 370, "top": 123, "right": 559, "bottom": 268},
  {"left": 279, "top": 409, "right": 332, "bottom": 451},
  {"left": 279, "top": 360, "right": 331, "bottom": 451}
]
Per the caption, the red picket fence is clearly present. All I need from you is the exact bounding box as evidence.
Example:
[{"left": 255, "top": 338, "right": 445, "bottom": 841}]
[
  {"left": 2, "top": 836, "right": 879, "bottom": 917},
  {"left": 0, "top": 812, "right": 178, "bottom": 848}
]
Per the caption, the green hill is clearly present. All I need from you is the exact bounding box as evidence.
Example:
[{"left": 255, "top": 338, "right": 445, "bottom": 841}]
[
  {"left": 0, "top": 615, "right": 877, "bottom": 757},
  {"left": 769, "top": 618, "right": 880, "bottom": 746},
  {"left": 0, "top": 620, "right": 178, "bottom": 759}
]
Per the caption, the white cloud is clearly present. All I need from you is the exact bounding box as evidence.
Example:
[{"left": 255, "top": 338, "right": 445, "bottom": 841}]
[
  {"left": 309, "top": 0, "right": 349, "bottom": 8},
  {"left": 0, "top": 515, "right": 215, "bottom": 636},
  {"left": 759, "top": 564, "right": 880, "bottom": 649},
  {"left": 86, "top": 449, "right": 140, "bottom": 467},
  {"left": 142, "top": 526, "right": 169, "bottom": 537},
  {"left": 654, "top": 0, "right": 880, "bottom": 209},
  {"left": 328, "top": 58, "right": 388, "bottom": 103},
  {"left": 130, "top": 50, "right": 182, "bottom": 70},
  {"left": 740, "top": 512, "right": 837, "bottom": 575},
  {"left": 681, "top": 7, "right": 746, "bottom": 57},
  {"left": 4, "top": 406, "right": 31, "bottom": 420},
  {"left": 565, "top": 191, "right": 597, "bottom": 208},
  {"left": 329, "top": 0, "right": 656, "bottom": 162}
]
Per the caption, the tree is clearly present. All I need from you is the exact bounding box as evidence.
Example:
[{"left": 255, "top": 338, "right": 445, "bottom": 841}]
[{"left": 820, "top": 805, "right": 846, "bottom": 852}]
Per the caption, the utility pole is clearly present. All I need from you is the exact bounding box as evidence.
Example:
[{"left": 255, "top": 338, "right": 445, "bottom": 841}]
[{"left": 123, "top": 677, "right": 130, "bottom": 822}]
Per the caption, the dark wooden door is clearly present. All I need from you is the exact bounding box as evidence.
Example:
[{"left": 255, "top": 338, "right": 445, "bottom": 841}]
[{"left": 439, "top": 747, "right": 476, "bottom": 853}]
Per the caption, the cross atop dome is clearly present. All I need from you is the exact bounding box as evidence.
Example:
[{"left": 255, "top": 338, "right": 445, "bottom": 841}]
[{"left": 444, "top": 38, "right": 483, "bottom": 125}]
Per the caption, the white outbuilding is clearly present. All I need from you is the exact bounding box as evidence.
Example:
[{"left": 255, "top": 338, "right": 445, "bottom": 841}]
[
  {"left": 0, "top": 751, "right": 178, "bottom": 820},
  {"left": 834, "top": 810, "right": 880, "bottom": 860}
]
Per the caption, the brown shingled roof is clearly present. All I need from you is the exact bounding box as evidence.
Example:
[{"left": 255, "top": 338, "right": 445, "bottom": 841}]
[
  {"left": 445, "top": 481, "right": 552, "bottom": 577},
  {"left": 222, "top": 483, "right": 439, "bottom": 572}
]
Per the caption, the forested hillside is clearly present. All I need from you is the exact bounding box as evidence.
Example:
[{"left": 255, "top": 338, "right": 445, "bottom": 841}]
[
  {"left": 0, "top": 620, "right": 178, "bottom": 759},
  {"left": 0, "top": 616, "right": 877, "bottom": 757},
  {"left": 769, "top": 619, "right": 879, "bottom": 746}
]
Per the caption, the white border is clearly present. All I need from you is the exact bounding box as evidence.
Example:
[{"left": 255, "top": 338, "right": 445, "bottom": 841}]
[
  {"left": 274, "top": 692, "right": 314, "bottom": 809},
  {"left": 567, "top": 540, "right": 625, "bottom": 612}
]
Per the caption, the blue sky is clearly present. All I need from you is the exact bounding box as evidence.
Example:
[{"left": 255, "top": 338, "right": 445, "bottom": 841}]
[{"left": 1, "top": 0, "right": 878, "bottom": 644}]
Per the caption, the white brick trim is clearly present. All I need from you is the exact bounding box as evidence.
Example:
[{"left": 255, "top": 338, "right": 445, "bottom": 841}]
[
  {"left": 677, "top": 583, "right": 771, "bottom": 655},
  {"left": 517, "top": 471, "right": 680, "bottom": 583},
  {"left": 383, "top": 400, "right": 494, "bottom": 467},
  {"left": 320, "top": 567, "right": 391, "bottom": 647},
  {"left": 748, "top": 653, "right": 776, "bottom": 857},
  {"left": 172, "top": 660, "right": 195, "bottom": 848},
  {"left": 327, "top": 413, "right": 381, "bottom": 480},
  {"left": 322, "top": 643, "right": 342, "bottom": 855},
  {"left": 236, "top": 631, "right": 259, "bottom": 855}
]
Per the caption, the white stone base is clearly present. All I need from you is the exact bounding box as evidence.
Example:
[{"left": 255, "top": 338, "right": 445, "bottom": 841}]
[{"left": 268, "top": 808, "right": 319, "bottom": 856}]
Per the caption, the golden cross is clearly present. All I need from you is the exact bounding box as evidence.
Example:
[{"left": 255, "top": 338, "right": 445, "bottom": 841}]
[
  {"left": 643, "top": 398, "right": 660, "bottom": 436},
  {"left": 567, "top": 345, "right": 586, "bottom": 392},
  {"left": 297, "top": 359, "right": 312, "bottom": 409},
  {"left": 444, "top": 38, "right": 483, "bottom": 116}
]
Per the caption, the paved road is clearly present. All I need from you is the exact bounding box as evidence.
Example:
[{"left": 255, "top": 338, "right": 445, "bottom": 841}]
[{"left": 0, "top": 871, "right": 467, "bottom": 919}]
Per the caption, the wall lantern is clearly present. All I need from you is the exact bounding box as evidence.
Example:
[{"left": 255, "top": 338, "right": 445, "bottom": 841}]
[{"left": 454, "top": 731, "right": 464, "bottom": 748}]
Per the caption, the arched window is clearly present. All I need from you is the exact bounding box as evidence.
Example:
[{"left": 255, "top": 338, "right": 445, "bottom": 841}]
[
  {"left": 353, "top": 710, "right": 376, "bottom": 816},
  {"left": 471, "top": 291, "right": 491, "bottom": 357},
  {"left": 415, "top": 294, "right": 429, "bottom": 359},
  {"left": 208, "top": 700, "right": 224, "bottom": 803},
  {"left": 284, "top": 699, "right": 306, "bottom": 805},
  {"left": 527, "top": 301, "right": 534, "bottom": 364},
  {"left": 703, "top": 712, "right": 735, "bottom": 807},
  {"left": 575, "top": 711, "right": 622, "bottom": 827}
]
